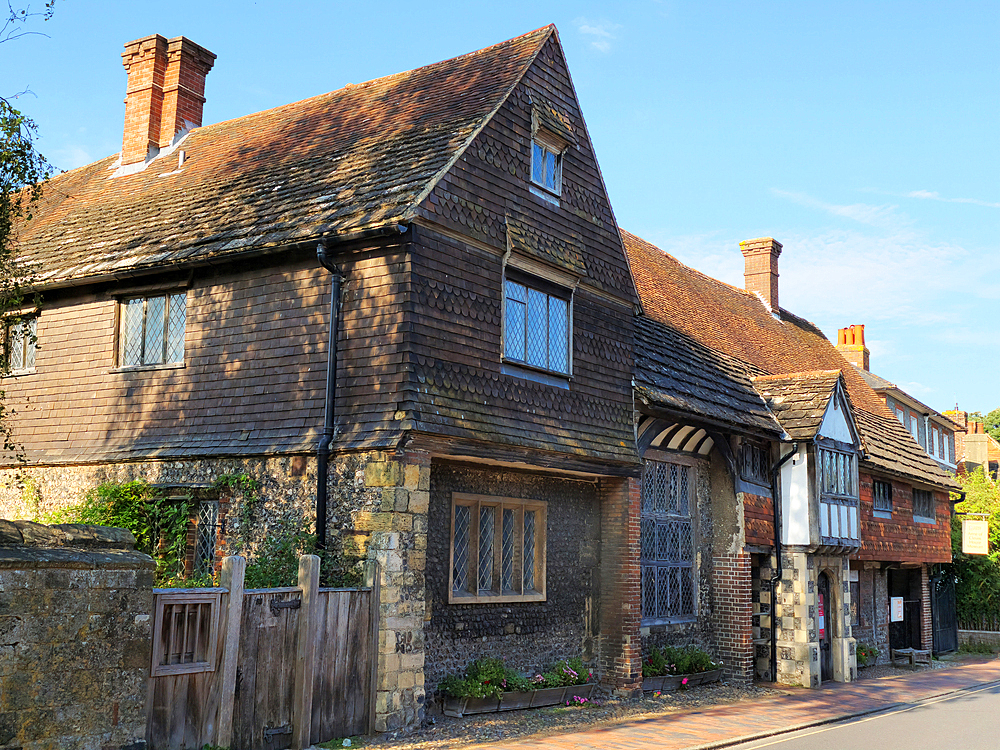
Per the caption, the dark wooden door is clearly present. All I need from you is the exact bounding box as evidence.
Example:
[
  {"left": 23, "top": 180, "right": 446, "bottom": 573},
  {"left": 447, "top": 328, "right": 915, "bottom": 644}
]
[
  {"left": 932, "top": 573, "right": 958, "bottom": 654},
  {"left": 818, "top": 573, "right": 833, "bottom": 682}
]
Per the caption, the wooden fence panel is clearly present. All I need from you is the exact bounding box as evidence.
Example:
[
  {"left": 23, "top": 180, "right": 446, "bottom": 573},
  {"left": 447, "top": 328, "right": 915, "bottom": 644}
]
[
  {"left": 146, "top": 589, "right": 230, "bottom": 750},
  {"left": 145, "top": 558, "right": 377, "bottom": 749},
  {"left": 311, "top": 588, "right": 373, "bottom": 741},
  {"left": 232, "top": 588, "right": 301, "bottom": 750}
]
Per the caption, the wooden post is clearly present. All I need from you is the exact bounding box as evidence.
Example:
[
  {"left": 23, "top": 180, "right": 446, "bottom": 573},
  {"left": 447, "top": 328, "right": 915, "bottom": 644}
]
[
  {"left": 293, "top": 554, "right": 321, "bottom": 749},
  {"left": 215, "top": 555, "right": 245, "bottom": 750},
  {"left": 366, "top": 559, "right": 381, "bottom": 735}
]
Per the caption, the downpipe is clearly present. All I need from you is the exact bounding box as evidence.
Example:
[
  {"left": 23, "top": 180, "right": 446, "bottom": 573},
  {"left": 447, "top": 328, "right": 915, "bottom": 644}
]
[
  {"left": 315, "top": 241, "right": 342, "bottom": 552},
  {"left": 769, "top": 442, "right": 798, "bottom": 683}
]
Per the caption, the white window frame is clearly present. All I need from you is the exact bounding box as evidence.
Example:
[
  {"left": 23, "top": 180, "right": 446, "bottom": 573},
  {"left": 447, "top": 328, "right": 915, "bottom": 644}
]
[
  {"left": 118, "top": 291, "right": 186, "bottom": 368},
  {"left": 448, "top": 493, "right": 546, "bottom": 604},
  {"left": 817, "top": 446, "right": 860, "bottom": 543},
  {"left": 5, "top": 316, "right": 37, "bottom": 375},
  {"left": 908, "top": 412, "right": 919, "bottom": 442},
  {"left": 530, "top": 131, "right": 564, "bottom": 197},
  {"left": 640, "top": 456, "right": 697, "bottom": 625},
  {"left": 930, "top": 426, "right": 940, "bottom": 458},
  {"left": 502, "top": 275, "right": 572, "bottom": 376}
]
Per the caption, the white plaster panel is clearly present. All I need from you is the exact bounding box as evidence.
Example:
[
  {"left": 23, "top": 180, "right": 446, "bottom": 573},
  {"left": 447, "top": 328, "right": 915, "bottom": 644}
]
[
  {"left": 819, "top": 397, "right": 854, "bottom": 444},
  {"left": 781, "top": 445, "right": 810, "bottom": 545}
]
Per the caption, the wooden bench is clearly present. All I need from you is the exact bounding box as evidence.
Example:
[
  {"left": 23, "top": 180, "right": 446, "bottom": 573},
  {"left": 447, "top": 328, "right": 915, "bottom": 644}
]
[{"left": 890, "top": 647, "right": 932, "bottom": 666}]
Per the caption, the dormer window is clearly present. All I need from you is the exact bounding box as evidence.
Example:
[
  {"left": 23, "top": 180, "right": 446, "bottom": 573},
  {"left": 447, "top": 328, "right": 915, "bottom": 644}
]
[{"left": 531, "top": 134, "right": 563, "bottom": 195}]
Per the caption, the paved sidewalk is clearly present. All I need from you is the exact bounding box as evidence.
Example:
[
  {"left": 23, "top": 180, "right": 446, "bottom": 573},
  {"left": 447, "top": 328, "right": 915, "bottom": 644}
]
[{"left": 485, "top": 659, "right": 1000, "bottom": 750}]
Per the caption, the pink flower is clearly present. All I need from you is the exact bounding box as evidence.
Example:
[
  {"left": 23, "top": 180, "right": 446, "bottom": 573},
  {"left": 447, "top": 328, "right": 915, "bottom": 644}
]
[{"left": 681, "top": 677, "right": 688, "bottom": 685}]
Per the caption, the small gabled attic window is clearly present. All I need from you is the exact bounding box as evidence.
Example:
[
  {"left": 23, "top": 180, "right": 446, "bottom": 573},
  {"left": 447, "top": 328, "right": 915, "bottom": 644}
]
[{"left": 529, "top": 96, "right": 575, "bottom": 204}]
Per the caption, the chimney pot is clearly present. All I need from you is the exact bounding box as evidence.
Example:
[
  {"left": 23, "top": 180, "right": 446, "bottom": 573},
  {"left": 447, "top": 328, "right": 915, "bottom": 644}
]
[
  {"left": 739, "top": 237, "right": 782, "bottom": 311},
  {"left": 835, "top": 323, "right": 870, "bottom": 371}
]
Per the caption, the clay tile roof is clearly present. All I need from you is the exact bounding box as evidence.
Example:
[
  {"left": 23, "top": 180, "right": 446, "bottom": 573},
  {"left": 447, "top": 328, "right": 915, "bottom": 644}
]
[
  {"left": 14, "top": 27, "right": 554, "bottom": 287},
  {"left": 635, "top": 316, "right": 782, "bottom": 437},
  {"left": 622, "top": 229, "right": 959, "bottom": 491},
  {"left": 751, "top": 370, "right": 843, "bottom": 441}
]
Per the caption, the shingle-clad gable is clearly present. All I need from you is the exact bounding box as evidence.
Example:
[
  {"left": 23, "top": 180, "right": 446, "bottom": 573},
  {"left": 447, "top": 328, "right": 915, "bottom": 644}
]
[
  {"left": 752, "top": 370, "right": 844, "bottom": 441},
  {"left": 15, "top": 27, "right": 554, "bottom": 287},
  {"left": 622, "top": 230, "right": 958, "bottom": 490}
]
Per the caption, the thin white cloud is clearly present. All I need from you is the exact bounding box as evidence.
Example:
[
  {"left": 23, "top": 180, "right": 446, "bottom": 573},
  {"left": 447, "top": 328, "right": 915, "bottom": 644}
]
[
  {"left": 771, "top": 189, "right": 903, "bottom": 229},
  {"left": 50, "top": 145, "right": 95, "bottom": 172},
  {"left": 574, "top": 17, "right": 621, "bottom": 53},
  {"left": 906, "top": 190, "right": 1000, "bottom": 209}
]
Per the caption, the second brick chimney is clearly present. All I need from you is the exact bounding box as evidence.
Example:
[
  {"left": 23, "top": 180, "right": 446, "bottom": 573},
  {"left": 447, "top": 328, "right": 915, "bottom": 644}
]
[
  {"left": 121, "top": 34, "right": 215, "bottom": 166},
  {"left": 836, "top": 324, "right": 870, "bottom": 371},
  {"left": 740, "top": 237, "right": 782, "bottom": 311}
]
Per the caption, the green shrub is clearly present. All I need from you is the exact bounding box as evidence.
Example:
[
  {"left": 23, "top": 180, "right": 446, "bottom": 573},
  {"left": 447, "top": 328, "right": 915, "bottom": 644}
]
[
  {"left": 856, "top": 642, "right": 879, "bottom": 667},
  {"left": 439, "top": 655, "right": 592, "bottom": 697},
  {"left": 643, "top": 644, "right": 719, "bottom": 676}
]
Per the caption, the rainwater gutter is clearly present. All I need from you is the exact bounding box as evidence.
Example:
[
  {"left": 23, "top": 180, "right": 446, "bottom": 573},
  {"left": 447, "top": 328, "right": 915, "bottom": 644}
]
[
  {"left": 314, "top": 224, "right": 406, "bottom": 550},
  {"left": 769, "top": 441, "right": 798, "bottom": 683}
]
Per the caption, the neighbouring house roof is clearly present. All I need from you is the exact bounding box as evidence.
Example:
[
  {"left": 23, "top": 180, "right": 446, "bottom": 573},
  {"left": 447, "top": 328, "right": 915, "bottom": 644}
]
[
  {"left": 634, "top": 315, "right": 782, "bottom": 437},
  {"left": 752, "top": 370, "right": 849, "bottom": 442},
  {"left": 622, "top": 229, "right": 959, "bottom": 491},
  {"left": 13, "top": 27, "right": 554, "bottom": 287},
  {"left": 854, "top": 366, "right": 963, "bottom": 431}
]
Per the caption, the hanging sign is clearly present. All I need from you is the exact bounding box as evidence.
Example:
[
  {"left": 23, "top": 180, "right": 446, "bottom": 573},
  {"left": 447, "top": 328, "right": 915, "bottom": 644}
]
[
  {"left": 962, "top": 519, "right": 989, "bottom": 555},
  {"left": 890, "top": 596, "right": 904, "bottom": 622},
  {"left": 818, "top": 594, "right": 826, "bottom": 640}
]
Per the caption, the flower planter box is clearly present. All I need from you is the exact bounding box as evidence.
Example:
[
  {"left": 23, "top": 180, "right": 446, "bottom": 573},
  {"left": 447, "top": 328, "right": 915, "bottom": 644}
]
[
  {"left": 499, "top": 691, "right": 535, "bottom": 711},
  {"left": 529, "top": 686, "right": 567, "bottom": 707},
  {"left": 442, "top": 696, "right": 500, "bottom": 718},
  {"left": 701, "top": 668, "right": 723, "bottom": 684},
  {"left": 444, "top": 685, "right": 595, "bottom": 717},
  {"left": 643, "top": 669, "right": 723, "bottom": 693}
]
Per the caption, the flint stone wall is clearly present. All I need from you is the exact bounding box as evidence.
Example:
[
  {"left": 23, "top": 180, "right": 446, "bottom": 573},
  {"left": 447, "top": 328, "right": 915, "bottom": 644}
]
[{"left": 0, "top": 520, "right": 154, "bottom": 750}]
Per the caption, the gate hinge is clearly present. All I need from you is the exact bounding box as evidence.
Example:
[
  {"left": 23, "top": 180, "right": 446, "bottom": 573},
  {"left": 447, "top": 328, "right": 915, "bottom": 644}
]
[{"left": 270, "top": 597, "right": 302, "bottom": 616}]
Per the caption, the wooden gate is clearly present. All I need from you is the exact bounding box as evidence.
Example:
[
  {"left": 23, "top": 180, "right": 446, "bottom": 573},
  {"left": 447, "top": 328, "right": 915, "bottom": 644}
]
[{"left": 146, "top": 556, "right": 378, "bottom": 750}]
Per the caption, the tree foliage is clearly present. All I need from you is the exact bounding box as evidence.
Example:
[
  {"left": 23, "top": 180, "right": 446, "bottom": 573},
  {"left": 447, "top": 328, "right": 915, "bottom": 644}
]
[
  {"left": 0, "top": 2, "right": 56, "bottom": 458},
  {"left": 985, "top": 407, "right": 1000, "bottom": 444},
  {"left": 951, "top": 467, "right": 1000, "bottom": 624}
]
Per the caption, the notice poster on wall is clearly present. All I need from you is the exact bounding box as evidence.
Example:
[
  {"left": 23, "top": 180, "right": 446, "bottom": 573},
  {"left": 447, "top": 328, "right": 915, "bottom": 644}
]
[
  {"left": 890, "top": 596, "right": 904, "bottom": 622},
  {"left": 962, "top": 519, "right": 989, "bottom": 555}
]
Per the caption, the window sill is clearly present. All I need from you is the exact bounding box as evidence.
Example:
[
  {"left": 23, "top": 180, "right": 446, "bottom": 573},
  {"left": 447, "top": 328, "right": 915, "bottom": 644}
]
[
  {"left": 448, "top": 591, "right": 546, "bottom": 605},
  {"left": 913, "top": 516, "right": 937, "bottom": 525},
  {"left": 640, "top": 615, "right": 697, "bottom": 629},
  {"left": 529, "top": 184, "right": 561, "bottom": 207},
  {"left": 112, "top": 362, "right": 185, "bottom": 374},
  {"left": 502, "top": 362, "right": 570, "bottom": 390},
  {"left": 3, "top": 368, "right": 36, "bottom": 378},
  {"left": 873, "top": 511, "right": 893, "bottom": 520}
]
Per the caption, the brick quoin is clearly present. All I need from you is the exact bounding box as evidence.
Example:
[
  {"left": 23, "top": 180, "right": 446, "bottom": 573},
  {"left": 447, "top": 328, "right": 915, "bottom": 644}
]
[
  {"left": 712, "top": 553, "right": 754, "bottom": 684},
  {"left": 598, "top": 476, "right": 642, "bottom": 692}
]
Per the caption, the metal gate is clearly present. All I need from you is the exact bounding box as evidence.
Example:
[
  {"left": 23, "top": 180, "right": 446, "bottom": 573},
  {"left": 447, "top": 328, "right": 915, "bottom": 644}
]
[{"left": 932, "top": 572, "right": 958, "bottom": 654}]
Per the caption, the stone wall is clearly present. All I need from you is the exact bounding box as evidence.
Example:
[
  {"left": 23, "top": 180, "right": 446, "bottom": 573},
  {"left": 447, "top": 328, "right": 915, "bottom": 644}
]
[
  {"left": 753, "top": 551, "right": 856, "bottom": 687},
  {"left": 0, "top": 520, "right": 154, "bottom": 750},
  {"left": 424, "top": 462, "right": 601, "bottom": 693}
]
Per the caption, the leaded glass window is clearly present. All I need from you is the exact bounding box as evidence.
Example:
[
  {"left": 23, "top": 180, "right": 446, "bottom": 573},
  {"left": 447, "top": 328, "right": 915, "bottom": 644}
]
[
  {"left": 873, "top": 480, "right": 893, "bottom": 513},
  {"left": 818, "top": 447, "right": 857, "bottom": 499},
  {"left": 913, "top": 489, "right": 935, "bottom": 522},
  {"left": 640, "top": 459, "right": 695, "bottom": 623},
  {"left": 6, "top": 317, "right": 36, "bottom": 374},
  {"left": 504, "top": 278, "right": 570, "bottom": 375},
  {"left": 119, "top": 292, "right": 186, "bottom": 367},
  {"left": 450, "top": 494, "right": 546, "bottom": 602}
]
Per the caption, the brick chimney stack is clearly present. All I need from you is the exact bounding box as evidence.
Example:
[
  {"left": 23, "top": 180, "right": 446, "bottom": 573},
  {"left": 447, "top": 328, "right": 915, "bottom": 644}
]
[
  {"left": 836, "top": 324, "right": 870, "bottom": 371},
  {"left": 121, "top": 34, "right": 215, "bottom": 166},
  {"left": 739, "top": 237, "right": 782, "bottom": 311}
]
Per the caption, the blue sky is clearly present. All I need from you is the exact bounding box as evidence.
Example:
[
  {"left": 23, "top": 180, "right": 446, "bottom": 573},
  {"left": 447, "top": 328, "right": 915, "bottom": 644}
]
[{"left": 4, "top": 0, "right": 998, "bottom": 414}]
